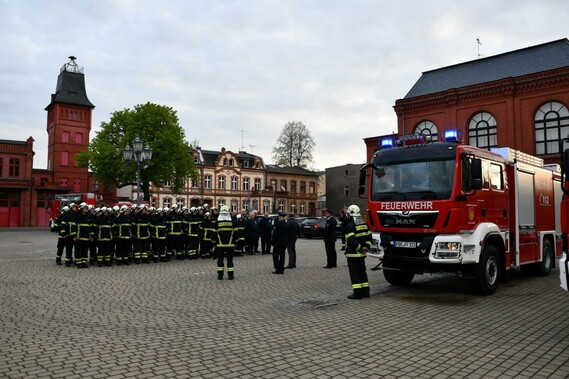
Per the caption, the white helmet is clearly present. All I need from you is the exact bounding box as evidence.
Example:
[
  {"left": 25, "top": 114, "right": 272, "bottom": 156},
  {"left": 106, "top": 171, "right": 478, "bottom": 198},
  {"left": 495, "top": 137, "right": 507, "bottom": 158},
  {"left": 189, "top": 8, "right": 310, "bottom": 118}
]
[
  {"left": 113, "top": 205, "right": 120, "bottom": 212},
  {"left": 120, "top": 205, "right": 129, "bottom": 212},
  {"left": 190, "top": 206, "right": 197, "bottom": 212},
  {"left": 80, "top": 202, "right": 88, "bottom": 208},
  {"left": 347, "top": 204, "right": 361, "bottom": 217},
  {"left": 236, "top": 214, "right": 242, "bottom": 220},
  {"left": 171, "top": 204, "right": 178, "bottom": 209},
  {"left": 163, "top": 207, "right": 170, "bottom": 213},
  {"left": 156, "top": 207, "right": 163, "bottom": 213},
  {"left": 61, "top": 206, "right": 70, "bottom": 213},
  {"left": 220, "top": 205, "right": 230, "bottom": 215}
]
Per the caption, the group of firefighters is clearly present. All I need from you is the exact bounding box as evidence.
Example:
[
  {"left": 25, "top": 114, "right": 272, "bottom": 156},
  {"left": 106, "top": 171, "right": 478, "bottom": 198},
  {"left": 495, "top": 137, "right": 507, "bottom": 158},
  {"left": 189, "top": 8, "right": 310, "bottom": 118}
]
[{"left": 52, "top": 201, "right": 374, "bottom": 299}]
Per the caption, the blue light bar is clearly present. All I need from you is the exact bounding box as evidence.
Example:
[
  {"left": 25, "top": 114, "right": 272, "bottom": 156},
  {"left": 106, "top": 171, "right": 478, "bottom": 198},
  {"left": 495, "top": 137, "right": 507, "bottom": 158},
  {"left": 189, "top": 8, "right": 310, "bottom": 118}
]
[
  {"left": 444, "top": 129, "right": 459, "bottom": 142},
  {"left": 381, "top": 138, "right": 394, "bottom": 149}
]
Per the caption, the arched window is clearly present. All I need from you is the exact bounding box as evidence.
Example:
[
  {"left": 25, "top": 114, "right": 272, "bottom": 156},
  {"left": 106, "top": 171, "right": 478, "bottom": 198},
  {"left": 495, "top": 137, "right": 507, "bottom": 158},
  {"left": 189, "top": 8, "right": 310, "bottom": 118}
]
[
  {"left": 468, "top": 112, "right": 497, "bottom": 149},
  {"left": 535, "top": 101, "right": 569, "bottom": 155},
  {"left": 414, "top": 120, "right": 438, "bottom": 140},
  {"left": 73, "top": 178, "right": 81, "bottom": 192}
]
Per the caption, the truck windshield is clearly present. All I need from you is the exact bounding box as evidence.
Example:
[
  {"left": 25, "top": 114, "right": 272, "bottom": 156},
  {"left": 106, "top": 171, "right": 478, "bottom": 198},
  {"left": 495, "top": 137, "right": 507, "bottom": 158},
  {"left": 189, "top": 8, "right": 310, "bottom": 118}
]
[{"left": 371, "top": 159, "right": 455, "bottom": 201}]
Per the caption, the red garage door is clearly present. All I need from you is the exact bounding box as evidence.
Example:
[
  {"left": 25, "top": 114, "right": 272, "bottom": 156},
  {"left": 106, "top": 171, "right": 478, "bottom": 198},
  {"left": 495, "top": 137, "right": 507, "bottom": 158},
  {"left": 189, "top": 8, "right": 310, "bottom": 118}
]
[{"left": 0, "top": 191, "right": 20, "bottom": 227}]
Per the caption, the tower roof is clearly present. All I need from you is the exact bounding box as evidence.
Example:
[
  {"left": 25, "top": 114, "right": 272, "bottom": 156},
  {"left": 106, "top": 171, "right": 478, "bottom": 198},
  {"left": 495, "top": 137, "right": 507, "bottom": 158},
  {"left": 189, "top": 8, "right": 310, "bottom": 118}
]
[{"left": 45, "top": 56, "right": 95, "bottom": 110}]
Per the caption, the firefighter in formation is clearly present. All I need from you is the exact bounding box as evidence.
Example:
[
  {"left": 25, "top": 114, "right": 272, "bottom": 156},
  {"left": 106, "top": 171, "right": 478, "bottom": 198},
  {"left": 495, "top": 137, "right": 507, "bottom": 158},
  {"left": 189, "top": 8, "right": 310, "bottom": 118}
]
[
  {"left": 52, "top": 203, "right": 246, "bottom": 274},
  {"left": 343, "top": 204, "right": 373, "bottom": 300}
]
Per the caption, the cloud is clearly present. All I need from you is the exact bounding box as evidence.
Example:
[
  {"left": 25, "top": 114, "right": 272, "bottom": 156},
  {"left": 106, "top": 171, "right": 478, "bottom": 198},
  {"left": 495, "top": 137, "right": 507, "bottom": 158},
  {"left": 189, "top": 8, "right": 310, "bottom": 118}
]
[{"left": 0, "top": 0, "right": 568, "bottom": 171}]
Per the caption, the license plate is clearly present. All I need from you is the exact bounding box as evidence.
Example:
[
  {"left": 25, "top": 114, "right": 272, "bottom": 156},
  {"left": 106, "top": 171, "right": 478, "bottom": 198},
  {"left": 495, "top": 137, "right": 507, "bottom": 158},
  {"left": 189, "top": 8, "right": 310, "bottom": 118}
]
[{"left": 393, "top": 241, "right": 416, "bottom": 248}]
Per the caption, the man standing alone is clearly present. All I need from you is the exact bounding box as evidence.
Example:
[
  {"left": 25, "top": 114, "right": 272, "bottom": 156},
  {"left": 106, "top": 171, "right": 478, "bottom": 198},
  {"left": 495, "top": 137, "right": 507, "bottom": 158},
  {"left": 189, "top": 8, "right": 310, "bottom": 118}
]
[
  {"left": 286, "top": 213, "right": 299, "bottom": 269},
  {"left": 271, "top": 211, "right": 288, "bottom": 274},
  {"left": 323, "top": 209, "right": 337, "bottom": 268}
]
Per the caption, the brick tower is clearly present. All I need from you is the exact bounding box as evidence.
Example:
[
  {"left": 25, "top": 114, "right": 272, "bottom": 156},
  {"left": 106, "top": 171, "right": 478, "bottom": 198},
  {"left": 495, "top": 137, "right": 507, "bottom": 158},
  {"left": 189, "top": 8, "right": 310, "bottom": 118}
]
[{"left": 45, "top": 56, "right": 95, "bottom": 193}]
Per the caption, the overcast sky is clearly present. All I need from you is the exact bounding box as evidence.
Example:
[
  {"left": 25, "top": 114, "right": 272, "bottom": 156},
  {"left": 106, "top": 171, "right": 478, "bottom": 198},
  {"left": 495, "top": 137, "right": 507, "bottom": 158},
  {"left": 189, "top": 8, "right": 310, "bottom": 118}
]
[{"left": 0, "top": 0, "right": 567, "bottom": 171}]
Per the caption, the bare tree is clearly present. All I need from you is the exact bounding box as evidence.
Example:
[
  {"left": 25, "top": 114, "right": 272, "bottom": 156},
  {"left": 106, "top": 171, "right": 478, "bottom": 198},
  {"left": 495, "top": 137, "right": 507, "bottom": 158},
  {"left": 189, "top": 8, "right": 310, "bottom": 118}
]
[{"left": 272, "top": 121, "right": 315, "bottom": 168}]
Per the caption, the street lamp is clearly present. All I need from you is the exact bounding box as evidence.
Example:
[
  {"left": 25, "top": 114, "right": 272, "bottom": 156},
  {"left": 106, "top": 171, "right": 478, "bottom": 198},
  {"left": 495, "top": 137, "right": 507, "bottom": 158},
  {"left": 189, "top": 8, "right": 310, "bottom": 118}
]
[{"left": 123, "top": 136, "right": 153, "bottom": 205}]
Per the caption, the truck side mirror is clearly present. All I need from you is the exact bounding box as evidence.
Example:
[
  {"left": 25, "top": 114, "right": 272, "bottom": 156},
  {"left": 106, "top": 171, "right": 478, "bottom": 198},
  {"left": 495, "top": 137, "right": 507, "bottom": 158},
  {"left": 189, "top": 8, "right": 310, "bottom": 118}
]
[
  {"left": 471, "top": 158, "right": 483, "bottom": 190},
  {"left": 359, "top": 163, "right": 372, "bottom": 197}
]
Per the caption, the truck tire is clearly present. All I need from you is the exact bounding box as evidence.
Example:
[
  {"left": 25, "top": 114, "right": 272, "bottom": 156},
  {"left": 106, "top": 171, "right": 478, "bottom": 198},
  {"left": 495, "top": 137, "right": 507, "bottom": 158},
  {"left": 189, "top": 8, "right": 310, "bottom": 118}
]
[
  {"left": 471, "top": 244, "right": 499, "bottom": 295},
  {"left": 536, "top": 239, "right": 553, "bottom": 277},
  {"left": 383, "top": 269, "right": 414, "bottom": 286}
]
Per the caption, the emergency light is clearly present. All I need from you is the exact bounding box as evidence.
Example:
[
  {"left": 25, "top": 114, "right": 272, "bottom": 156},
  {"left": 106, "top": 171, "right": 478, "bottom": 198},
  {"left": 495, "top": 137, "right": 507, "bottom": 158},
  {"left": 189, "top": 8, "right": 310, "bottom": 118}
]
[
  {"left": 381, "top": 138, "right": 394, "bottom": 149},
  {"left": 444, "top": 129, "right": 461, "bottom": 142}
]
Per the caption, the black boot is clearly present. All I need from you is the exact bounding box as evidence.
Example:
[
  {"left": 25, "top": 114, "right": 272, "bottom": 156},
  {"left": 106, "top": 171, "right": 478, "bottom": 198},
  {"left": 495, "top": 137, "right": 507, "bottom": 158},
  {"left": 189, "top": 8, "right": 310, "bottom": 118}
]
[
  {"left": 56, "top": 256, "right": 62, "bottom": 265},
  {"left": 228, "top": 272, "right": 234, "bottom": 280},
  {"left": 218, "top": 271, "right": 224, "bottom": 280}
]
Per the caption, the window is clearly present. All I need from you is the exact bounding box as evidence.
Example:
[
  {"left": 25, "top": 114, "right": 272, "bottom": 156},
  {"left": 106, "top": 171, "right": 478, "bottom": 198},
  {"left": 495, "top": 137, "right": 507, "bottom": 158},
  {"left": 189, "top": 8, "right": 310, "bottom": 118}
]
[
  {"left": 75, "top": 132, "right": 83, "bottom": 144},
  {"left": 243, "top": 177, "right": 250, "bottom": 191},
  {"left": 300, "top": 202, "right": 305, "bottom": 215},
  {"left": 278, "top": 202, "right": 284, "bottom": 212},
  {"left": 231, "top": 200, "right": 238, "bottom": 212},
  {"left": 344, "top": 186, "right": 349, "bottom": 196},
  {"left": 243, "top": 199, "right": 250, "bottom": 211},
  {"left": 468, "top": 112, "right": 497, "bottom": 149},
  {"left": 73, "top": 178, "right": 81, "bottom": 192},
  {"left": 280, "top": 180, "right": 287, "bottom": 192},
  {"left": 40, "top": 177, "right": 48, "bottom": 186},
  {"left": 252, "top": 199, "right": 258, "bottom": 211},
  {"left": 254, "top": 178, "right": 261, "bottom": 190},
  {"left": 223, "top": 158, "right": 228, "bottom": 166},
  {"left": 204, "top": 175, "right": 212, "bottom": 189},
  {"left": 59, "top": 178, "right": 68, "bottom": 187},
  {"left": 231, "top": 176, "right": 238, "bottom": 190},
  {"left": 309, "top": 182, "right": 316, "bottom": 194},
  {"left": 218, "top": 175, "right": 226, "bottom": 190},
  {"left": 218, "top": 199, "right": 225, "bottom": 207},
  {"left": 263, "top": 200, "right": 270, "bottom": 213},
  {"left": 192, "top": 178, "right": 198, "bottom": 188},
  {"left": 163, "top": 198, "right": 171, "bottom": 208},
  {"left": 489, "top": 163, "right": 504, "bottom": 191},
  {"left": 414, "top": 120, "right": 438, "bottom": 141},
  {"left": 229, "top": 159, "right": 234, "bottom": 166},
  {"left": 61, "top": 151, "right": 69, "bottom": 166},
  {"left": 244, "top": 160, "right": 250, "bottom": 168},
  {"left": 9, "top": 158, "right": 20, "bottom": 177},
  {"left": 164, "top": 180, "right": 171, "bottom": 188},
  {"left": 535, "top": 101, "right": 569, "bottom": 155},
  {"left": 290, "top": 203, "right": 296, "bottom": 214},
  {"left": 62, "top": 131, "right": 70, "bottom": 143},
  {"left": 177, "top": 198, "right": 185, "bottom": 207},
  {"left": 300, "top": 181, "right": 306, "bottom": 193}
]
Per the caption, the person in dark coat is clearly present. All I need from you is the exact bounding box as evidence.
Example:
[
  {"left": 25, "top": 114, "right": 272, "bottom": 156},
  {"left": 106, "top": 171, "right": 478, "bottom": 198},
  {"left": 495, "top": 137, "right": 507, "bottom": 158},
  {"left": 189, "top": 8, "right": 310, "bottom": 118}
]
[
  {"left": 286, "top": 213, "right": 299, "bottom": 268},
  {"left": 271, "top": 211, "right": 288, "bottom": 274},
  {"left": 323, "top": 208, "right": 337, "bottom": 268},
  {"left": 245, "top": 212, "right": 259, "bottom": 255},
  {"left": 259, "top": 212, "right": 274, "bottom": 254}
]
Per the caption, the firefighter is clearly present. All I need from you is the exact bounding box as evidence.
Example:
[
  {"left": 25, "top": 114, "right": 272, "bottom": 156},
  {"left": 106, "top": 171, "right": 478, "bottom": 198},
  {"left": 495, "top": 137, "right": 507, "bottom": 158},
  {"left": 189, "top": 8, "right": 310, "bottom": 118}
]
[
  {"left": 215, "top": 205, "right": 236, "bottom": 280},
  {"left": 166, "top": 204, "right": 185, "bottom": 260},
  {"left": 95, "top": 207, "right": 114, "bottom": 266},
  {"left": 187, "top": 207, "right": 202, "bottom": 259},
  {"left": 343, "top": 204, "right": 373, "bottom": 299},
  {"left": 200, "top": 212, "right": 216, "bottom": 259},
  {"left": 88, "top": 205, "right": 98, "bottom": 264},
  {"left": 114, "top": 205, "right": 133, "bottom": 265},
  {"left": 74, "top": 202, "right": 94, "bottom": 269},
  {"left": 149, "top": 207, "right": 167, "bottom": 262},
  {"left": 53, "top": 206, "right": 70, "bottom": 265},
  {"left": 64, "top": 203, "right": 79, "bottom": 266},
  {"left": 234, "top": 213, "right": 246, "bottom": 256},
  {"left": 132, "top": 204, "right": 151, "bottom": 263}
]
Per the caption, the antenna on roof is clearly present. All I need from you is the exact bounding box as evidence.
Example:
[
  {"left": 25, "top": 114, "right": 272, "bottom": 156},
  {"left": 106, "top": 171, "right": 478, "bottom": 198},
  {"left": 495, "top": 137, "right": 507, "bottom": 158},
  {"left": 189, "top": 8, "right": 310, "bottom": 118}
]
[
  {"left": 238, "top": 129, "right": 248, "bottom": 151},
  {"left": 249, "top": 144, "right": 256, "bottom": 153},
  {"left": 476, "top": 38, "right": 482, "bottom": 59}
]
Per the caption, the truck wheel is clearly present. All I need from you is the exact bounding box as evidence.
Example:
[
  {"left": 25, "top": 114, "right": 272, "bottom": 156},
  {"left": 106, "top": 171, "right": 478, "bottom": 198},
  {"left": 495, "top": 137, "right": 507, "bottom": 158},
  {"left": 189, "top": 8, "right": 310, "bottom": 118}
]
[
  {"left": 472, "top": 245, "right": 499, "bottom": 295},
  {"left": 383, "top": 269, "right": 414, "bottom": 286},
  {"left": 536, "top": 239, "right": 553, "bottom": 277}
]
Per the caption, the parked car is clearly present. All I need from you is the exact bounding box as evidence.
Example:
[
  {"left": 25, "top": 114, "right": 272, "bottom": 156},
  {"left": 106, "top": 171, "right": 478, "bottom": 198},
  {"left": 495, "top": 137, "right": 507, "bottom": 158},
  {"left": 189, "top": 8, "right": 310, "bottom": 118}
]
[{"left": 299, "top": 217, "right": 325, "bottom": 239}]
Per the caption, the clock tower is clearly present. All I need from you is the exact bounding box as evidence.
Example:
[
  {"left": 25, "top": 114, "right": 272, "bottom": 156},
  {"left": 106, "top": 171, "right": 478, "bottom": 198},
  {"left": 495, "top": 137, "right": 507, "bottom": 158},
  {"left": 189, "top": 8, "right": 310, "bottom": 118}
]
[{"left": 45, "top": 56, "right": 95, "bottom": 193}]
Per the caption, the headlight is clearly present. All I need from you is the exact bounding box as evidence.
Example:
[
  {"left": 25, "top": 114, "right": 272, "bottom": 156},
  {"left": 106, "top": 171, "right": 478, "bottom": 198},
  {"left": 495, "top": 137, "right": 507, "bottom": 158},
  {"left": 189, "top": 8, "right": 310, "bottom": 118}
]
[{"left": 433, "top": 242, "right": 462, "bottom": 259}]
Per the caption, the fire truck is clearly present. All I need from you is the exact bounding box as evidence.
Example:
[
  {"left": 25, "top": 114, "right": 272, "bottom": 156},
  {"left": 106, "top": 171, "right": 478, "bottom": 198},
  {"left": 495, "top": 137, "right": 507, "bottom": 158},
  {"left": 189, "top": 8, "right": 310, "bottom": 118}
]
[
  {"left": 559, "top": 140, "right": 569, "bottom": 292},
  {"left": 361, "top": 130, "right": 562, "bottom": 295},
  {"left": 49, "top": 193, "right": 97, "bottom": 226}
]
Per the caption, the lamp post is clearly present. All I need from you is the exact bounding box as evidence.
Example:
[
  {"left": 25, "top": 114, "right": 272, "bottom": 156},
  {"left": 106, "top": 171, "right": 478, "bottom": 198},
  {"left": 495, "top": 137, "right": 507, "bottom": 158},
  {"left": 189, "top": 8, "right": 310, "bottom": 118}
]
[{"left": 123, "top": 136, "right": 153, "bottom": 205}]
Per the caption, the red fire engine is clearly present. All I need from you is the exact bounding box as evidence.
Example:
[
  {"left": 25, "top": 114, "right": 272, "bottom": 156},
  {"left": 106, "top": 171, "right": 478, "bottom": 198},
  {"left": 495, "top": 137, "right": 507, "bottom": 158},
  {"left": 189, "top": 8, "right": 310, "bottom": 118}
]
[
  {"left": 49, "top": 193, "right": 97, "bottom": 225},
  {"left": 361, "top": 130, "right": 562, "bottom": 294},
  {"left": 559, "top": 140, "right": 569, "bottom": 292}
]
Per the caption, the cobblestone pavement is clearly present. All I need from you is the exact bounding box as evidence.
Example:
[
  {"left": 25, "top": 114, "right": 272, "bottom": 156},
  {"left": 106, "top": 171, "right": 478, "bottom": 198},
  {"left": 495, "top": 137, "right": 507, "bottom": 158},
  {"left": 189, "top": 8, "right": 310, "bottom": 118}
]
[{"left": 1, "top": 228, "right": 568, "bottom": 379}]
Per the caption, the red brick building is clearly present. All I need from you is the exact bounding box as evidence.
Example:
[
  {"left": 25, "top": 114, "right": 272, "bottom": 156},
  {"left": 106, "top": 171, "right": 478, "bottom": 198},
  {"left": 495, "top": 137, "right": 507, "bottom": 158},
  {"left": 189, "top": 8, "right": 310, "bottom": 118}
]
[
  {"left": 0, "top": 57, "right": 95, "bottom": 227},
  {"left": 365, "top": 38, "right": 569, "bottom": 165}
]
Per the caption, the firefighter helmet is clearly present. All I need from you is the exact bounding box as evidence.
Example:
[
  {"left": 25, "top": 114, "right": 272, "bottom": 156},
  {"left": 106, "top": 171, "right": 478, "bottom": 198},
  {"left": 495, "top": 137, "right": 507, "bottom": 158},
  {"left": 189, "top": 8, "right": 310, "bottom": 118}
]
[
  {"left": 112, "top": 205, "right": 120, "bottom": 212},
  {"left": 61, "top": 206, "right": 70, "bottom": 213},
  {"left": 220, "top": 205, "right": 230, "bottom": 215},
  {"left": 120, "top": 205, "right": 129, "bottom": 212},
  {"left": 347, "top": 204, "right": 361, "bottom": 217}
]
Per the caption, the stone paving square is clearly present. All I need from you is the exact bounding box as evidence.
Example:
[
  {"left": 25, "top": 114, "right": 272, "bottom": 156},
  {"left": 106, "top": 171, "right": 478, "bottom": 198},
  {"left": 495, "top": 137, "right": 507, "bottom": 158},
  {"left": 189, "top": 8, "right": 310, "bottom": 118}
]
[{"left": 1, "top": 229, "right": 568, "bottom": 378}]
